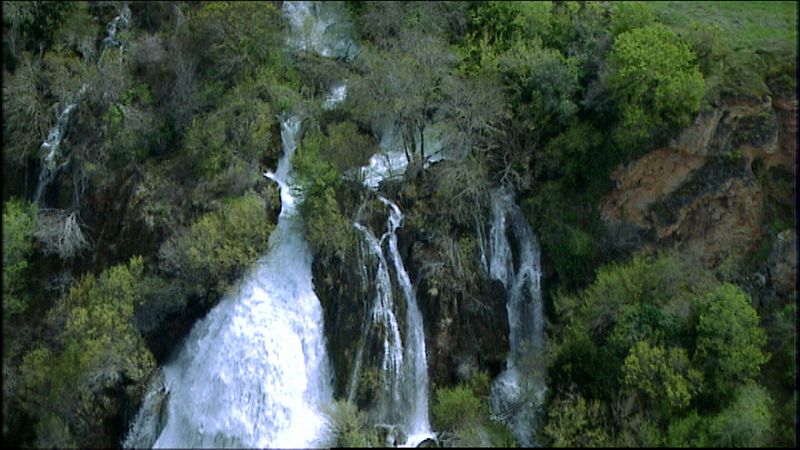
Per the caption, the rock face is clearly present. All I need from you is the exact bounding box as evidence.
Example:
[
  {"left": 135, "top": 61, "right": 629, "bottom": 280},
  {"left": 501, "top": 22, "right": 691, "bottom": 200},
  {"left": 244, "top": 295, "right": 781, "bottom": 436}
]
[
  {"left": 768, "top": 229, "right": 797, "bottom": 300},
  {"left": 602, "top": 95, "right": 795, "bottom": 268}
]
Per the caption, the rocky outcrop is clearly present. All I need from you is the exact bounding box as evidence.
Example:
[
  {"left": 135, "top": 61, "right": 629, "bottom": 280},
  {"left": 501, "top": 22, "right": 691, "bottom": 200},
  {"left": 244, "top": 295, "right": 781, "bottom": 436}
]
[{"left": 602, "top": 95, "right": 795, "bottom": 268}]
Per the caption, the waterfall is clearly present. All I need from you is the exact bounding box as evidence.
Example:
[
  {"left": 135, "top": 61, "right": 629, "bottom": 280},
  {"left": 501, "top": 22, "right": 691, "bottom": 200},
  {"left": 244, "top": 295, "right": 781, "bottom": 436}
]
[
  {"left": 353, "top": 223, "right": 404, "bottom": 425},
  {"left": 486, "top": 189, "right": 546, "bottom": 447},
  {"left": 381, "top": 197, "right": 433, "bottom": 447},
  {"left": 102, "top": 4, "right": 132, "bottom": 49},
  {"left": 352, "top": 198, "right": 434, "bottom": 447},
  {"left": 33, "top": 3, "right": 130, "bottom": 206},
  {"left": 284, "top": 1, "right": 357, "bottom": 60},
  {"left": 32, "top": 84, "right": 88, "bottom": 205},
  {"left": 125, "top": 115, "right": 333, "bottom": 448}
]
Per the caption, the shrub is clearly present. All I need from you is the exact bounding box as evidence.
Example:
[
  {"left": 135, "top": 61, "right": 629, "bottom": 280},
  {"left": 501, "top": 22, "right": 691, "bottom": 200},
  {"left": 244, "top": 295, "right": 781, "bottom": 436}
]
[
  {"left": 18, "top": 257, "right": 156, "bottom": 447},
  {"left": 607, "top": 24, "right": 705, "bottom": 144},
  {"left": 2, "top": 198, "right": 37, "bottom": 318},
  {"left": 158, "top": 194, "right": 273, "bottom": 301}
]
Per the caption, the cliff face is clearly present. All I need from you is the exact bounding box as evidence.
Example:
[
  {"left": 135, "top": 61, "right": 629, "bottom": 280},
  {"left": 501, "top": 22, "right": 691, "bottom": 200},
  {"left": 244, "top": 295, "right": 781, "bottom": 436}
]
[{"left": 602, "top": 95, "right": 796, "bottom": 289}]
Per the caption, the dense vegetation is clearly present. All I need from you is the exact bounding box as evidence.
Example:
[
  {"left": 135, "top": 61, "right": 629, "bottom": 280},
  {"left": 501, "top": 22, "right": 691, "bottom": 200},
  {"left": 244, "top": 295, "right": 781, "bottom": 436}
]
[{"left": 2, "top": 1, "right": 795, "bottom": 448}]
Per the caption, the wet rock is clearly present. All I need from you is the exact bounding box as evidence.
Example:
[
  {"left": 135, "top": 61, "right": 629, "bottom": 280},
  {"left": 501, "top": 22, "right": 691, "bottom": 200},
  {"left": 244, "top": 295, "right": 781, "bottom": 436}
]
[{"left": 768, "top": 229, "right": 797, "bottom": 299}]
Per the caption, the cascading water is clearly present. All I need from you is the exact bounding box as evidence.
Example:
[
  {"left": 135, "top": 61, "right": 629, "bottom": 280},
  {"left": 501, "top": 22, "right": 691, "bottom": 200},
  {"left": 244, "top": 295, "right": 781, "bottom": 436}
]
[
  {"left": 124, "top": 115, "right": 333, "bottom": 448},
  {"left": 102, "top": 4, "right": 132, "bottom": 49},
  {"left": 32, "top": 84, "right": 88, "bottom": 205},
  {"left": 351, "top": 197, "right": 435, "bottom": 447},
  {"left": 382, "top": 198, "right": 433, "bottom": 447},
  {"left": 353, "top": 223, "right": 404, "bottom": 424},
  {"left": 33, "top": 4, "right": 130, "bottom": 206},
  {"left": 485, "top": 189, "right": 546, "bottom": 447}
]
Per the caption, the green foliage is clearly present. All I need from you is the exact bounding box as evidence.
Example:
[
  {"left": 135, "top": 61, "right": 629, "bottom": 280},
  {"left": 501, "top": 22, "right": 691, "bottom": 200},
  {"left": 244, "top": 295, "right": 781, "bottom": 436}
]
[
  {"left": 622, "top": 341, "right": 701, "bottom": 412},
  {"left": 432, "top": 373, "right": 516, "bottom": 447},
  {"left": 694, "top": 283, "right": 769, "bottom": 401},
  {"left": 189, "top": 1, "right": 285, "bottom": 84},
  {"left": 707, "top": 383, "right": 773, "bottom": 447},
  {"left": 159, "top": 194, "right": 273, "bottom": 300},
  {"left": 542, "top": 390, "right": 611, "bottom": 447},
  {"left": 607, "top": 24, "right": 705, "bottom": 144},
  {"left": 2, "top": 198, "right": 37, "bottom": 318},
  {"left": 609, "top": 1, "right": 655, "bottom": 37},
  {"left": 18, "top": 257, "right": 155, "bottom": 447},
  {"left": 467, "top": 1, "right": 551, "bottom": 52},
  {"left": 548, "top": 253, "right": 775, "bottom": 446},
  {"left": 294, "top": 129, "right": 356, "bottom": 260},
  {"left": 323, "top": 400, "right": 380, "bottom": 447},
  {"left": 665, "top": 410, "right": 710, "bottom": 447},
  {"left": 498, "top": 39, "right": 578, "bottom": 136}
]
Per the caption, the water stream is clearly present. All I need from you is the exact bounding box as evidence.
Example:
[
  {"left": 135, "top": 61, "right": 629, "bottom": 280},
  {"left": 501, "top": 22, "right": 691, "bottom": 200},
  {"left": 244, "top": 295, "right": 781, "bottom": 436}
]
[{"left": 485, "top": 189, "right": 546, "bottom": 447}]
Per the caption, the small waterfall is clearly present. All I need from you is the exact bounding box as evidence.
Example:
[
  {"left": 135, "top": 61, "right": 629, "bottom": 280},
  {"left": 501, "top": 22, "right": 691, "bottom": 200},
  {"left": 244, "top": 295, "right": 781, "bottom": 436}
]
[
  {"left": 122, "top": 369, "right": 168, "bottom": 449},
  {"left": 125, "top": 115, "right": 334, "bottom": 448},
  {"left": 351, "top": 197, "right": 434, "bottom": 446},
  {"left": 102, "top": 4, "right": 132, "bottom": 49},
  {"left": 33, "top": 3, "right": 131, "bottom": 206},
  {"left": 322, "top": 81, "right": 348, "bottom": 110},
  {"left": 381, "top": 197, "right": 433, "bottom": 447},
  {"left": 486, "top": 189, "right": 546, "bottom": 446},
  {"left": 353, "top": 222, "right": 404, "bottom": 424},
  {"left": 284, "top": 1, "right": 357, "bottom": 60},
  {"left": 32, "top": 84, "right": 88, "bottom": 205}
]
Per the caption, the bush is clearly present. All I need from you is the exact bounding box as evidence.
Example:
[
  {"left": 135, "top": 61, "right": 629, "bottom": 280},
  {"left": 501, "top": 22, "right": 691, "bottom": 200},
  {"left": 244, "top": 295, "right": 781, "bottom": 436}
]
[
  {"left": 18, "top": 257, "right": 156, "bottom": 447},
  {"left": 694, "top": 283, "right": 769, "bottom": 402},
  {"left": 158, "top": 194, "right": 273, "bottom": 301},
  {"left": 432, "top": 373, "right": 516, "bottom": 447},
  {"left": 609, "top": 1, "right": 655, "bottom": 37},
  {"left": 2, "top": 198, "right": 37, "bottom": 318},
  {"left": 607, "top": 24, "right": 705, "bottom": 145},
  {"left": 323, "top": 400, "right": 380, "bottom": 447}
]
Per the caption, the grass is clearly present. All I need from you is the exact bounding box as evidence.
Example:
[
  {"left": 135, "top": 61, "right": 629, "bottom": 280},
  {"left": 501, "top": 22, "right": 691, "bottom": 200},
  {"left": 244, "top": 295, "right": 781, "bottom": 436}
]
[
  {"left": 652, "top": 1, "right": 797, "bottom": 97},
  {"left": 652, "top": 1, "right": 797, "bottom": 53}
]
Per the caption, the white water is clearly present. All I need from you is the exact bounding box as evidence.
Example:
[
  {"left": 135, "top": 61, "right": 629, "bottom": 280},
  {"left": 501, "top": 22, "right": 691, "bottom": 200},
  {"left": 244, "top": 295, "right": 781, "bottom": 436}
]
[
  {"left": 353, "top": 223, "right": 404, "bottom": 423},
  {"left": 32, "top": 84, "right": 88, "bottom": 205},
  {"left": 33, "top": 3, "right": 131, "bottom": 206},
  {"left": 322, "top": 81, "right": 348, "bottom": 110},
  {"left": 486, "top": 189, "right": 546, "bottom": 447},
  {"left": 102, "top": 4, "right": 132, "bottom": 49},
  {"left": 126, "top": 115, "right": 334, "bottom": 448},
  {"left": 284, "top": 1, "right": 357, "bottom": 60},
  {"left": 382, "top": 197, "right": 433, "bottom": 447}
]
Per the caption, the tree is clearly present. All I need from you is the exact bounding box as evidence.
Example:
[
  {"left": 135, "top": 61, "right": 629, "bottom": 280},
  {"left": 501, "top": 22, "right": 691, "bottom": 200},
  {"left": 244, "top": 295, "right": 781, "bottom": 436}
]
[
  {"left": 694, "top": 283, "right": 769, "bottom": 401},
  {"left": 2, "top": 198, "right": 37, "bottom": 318},
  {"left": 707, "top": 383, "right": 773, "bottom": 447},
  {"left": 606, "top": 24, "right": 705, "bottom": 144},
  {"left": 622, "top": 341, "right": 701, "bottom": 413},
  {"left": 18, "top": 257, "right": 156, "bottom": 447}
]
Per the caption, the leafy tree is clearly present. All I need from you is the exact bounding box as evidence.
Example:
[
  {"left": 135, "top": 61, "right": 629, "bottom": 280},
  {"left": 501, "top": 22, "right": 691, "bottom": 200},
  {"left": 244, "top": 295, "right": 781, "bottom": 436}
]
[
  {"left": 18, "top": 257, "right": 156, "bottom": 447},
  {"left": 622, "top": 341, "right": 701, "bottom": 413},
  {"left": 606, "top": 24, "right": 705, "bottom": 145},
  {"left": 694, "top": 283, "right": 769, "bottom": 401},
  {"left": 293, "top": 128, "right": 356, "bottom": 260},
  {"left": 188, "top": 1, "right": 285, "bottom": 85},
  {"left": 608, "top": 1, "right": 655, "bottom": 37},
  {"left": 2, "top": 198, "right": 37, "bottom": 318},
  {"left": 542, "top": 390, "right": 611, "bottom": 447},
  {"left": 707, "top": 383, "right": 773, "bottom": 447},
  {"left": 158, "top": 194, "right": 273, "bottom": 303}
]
